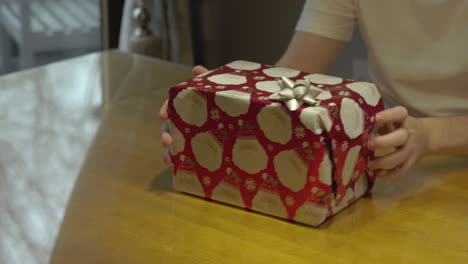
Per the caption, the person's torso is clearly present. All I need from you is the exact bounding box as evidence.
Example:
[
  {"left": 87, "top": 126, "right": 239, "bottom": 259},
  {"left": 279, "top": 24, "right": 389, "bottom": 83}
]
[{"left": 355, "top": 0, "right": 468, "bottom": 116}]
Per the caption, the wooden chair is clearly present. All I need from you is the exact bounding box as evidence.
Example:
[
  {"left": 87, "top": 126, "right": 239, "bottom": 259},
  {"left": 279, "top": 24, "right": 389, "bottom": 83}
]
[{"left": 0, "top": 0, "right": 101, "bottom": 70}]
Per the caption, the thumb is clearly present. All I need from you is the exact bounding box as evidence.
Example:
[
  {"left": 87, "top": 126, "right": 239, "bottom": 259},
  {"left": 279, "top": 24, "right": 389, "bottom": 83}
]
[
  {"left": 192, "top": 65, "right": 209, "bottom": 76},
  {"left": 159, "top": 100, "right": 169, "bottom": 120}
]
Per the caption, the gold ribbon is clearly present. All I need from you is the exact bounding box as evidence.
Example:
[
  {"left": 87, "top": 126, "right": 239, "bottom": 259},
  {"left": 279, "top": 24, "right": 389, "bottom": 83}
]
[{"left": 268, "top": 77, "right": 322, "bottom": 111}]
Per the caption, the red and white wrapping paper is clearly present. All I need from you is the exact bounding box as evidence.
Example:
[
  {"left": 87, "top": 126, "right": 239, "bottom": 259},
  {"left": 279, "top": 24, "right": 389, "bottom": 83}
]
[{"left": 167, "top": 60, "right": 384, "bottom": 226}]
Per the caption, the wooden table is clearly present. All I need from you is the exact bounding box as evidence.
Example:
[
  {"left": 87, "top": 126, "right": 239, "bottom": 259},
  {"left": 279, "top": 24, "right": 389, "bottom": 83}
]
[{"left": 1, "top": 51, "right": 467, "bottom": 264}]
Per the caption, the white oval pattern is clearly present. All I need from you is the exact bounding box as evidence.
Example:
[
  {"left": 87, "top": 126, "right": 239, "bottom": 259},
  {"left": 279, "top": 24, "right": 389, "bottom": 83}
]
[
  {"left": 340, "top": 98, "right": 364, "bottom": 139},
  {"left": 226, "top": 60, "right": 261, "bottom": 71},
  {"left": 255, "top": 80, "right": 281, "bottom": 93},
  {"left": 191, "top": 132, "right": 223, "bottom": 172},
  {"left": 257, "top": 104, "right": 292, "bottom": 144},
  {"left": 319, "top": 151, "right": 332, "bottom": 186},
  {"left": 316, "top": 91, "right": 332, "bottom": 100},
  {"left": 299, "top": 107, "right": 332, "bottom": 135},
  {"left": 263, "top": 67, "right": 300, "bottom": 78},
  {"left": 305, "top": 74, "right": 343, "bottom": 85},
  {"left": 331, "top": 188, "right": 355, "bottom": 214},
  {"left": 354, "top": 173, "right": 368, "bottom": 198},
  {"left": 346, "top": 82, "right": 381, "bottom": 106},
  {"left": 215, "top": 90, "right": 251, "bottom": 117},
  {"left": 208, "top": 73, "right": 247, "bottom": 85},
  {"left": 342, "top": 145, "right": 361, "bottom": 185},
  {"left": 274, "top": 150, "right": 308, "bottom": 192},
  {"left": 211, "top": 181, "right": 244, "bottom": 207},
  {"left": 252, "top": 189, "right": 287, "bottom": 219},
  {"left": 232, "top": 137, "right": 268, "bottom": 174},
  {"left": 295, "top": 202, "right": 329, "bottom": 226},
  {"left": 170, "top": 122, "right": 185, "bottom": 155},
  {"left": 173, "top": 88, "right": 207, "bottom": 127}
]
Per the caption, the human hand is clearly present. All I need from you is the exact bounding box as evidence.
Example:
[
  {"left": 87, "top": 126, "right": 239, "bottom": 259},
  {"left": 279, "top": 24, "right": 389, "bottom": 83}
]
[
  {"left": 159, "top": 65, "right": 209, "bottom": 165},
  {"left": 367, "top": 106, "right": 429, "bottom": 179}
]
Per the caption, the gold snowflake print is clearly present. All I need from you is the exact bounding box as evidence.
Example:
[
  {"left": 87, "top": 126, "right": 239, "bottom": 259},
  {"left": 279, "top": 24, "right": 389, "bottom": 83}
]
[
  {"left": 228, "top": 124, "right": 234, "bottom": 130},
  {"left": 210, "top": 109, "right": 220, "bottom": 120},
  {"left": 285, "top": 195, "right": 295, "bottom": 206},
  {"left": 353, "top": 171, "right": 361, "bottom": 180},
  {"left": 294, "top": 126, "right": 305, "bottom": 139},
  {"left": 314, "top": 142, "right": 321, "bottom": 149},
  {"left": 224, "top": 156, "right": 231, "bottom": 162},
  {"left": 267, "top": 145, "right": 274, "bottom": 151},
  {"left": 341, "top": 141, "right": 349, "bottom": 151},
  {"left": 245, "top": 178, "right": 256, "bottom": 192},
  {"left": 203, "top": 176, "right": 211, "bottom": 186},
  {"left": 184, "top": 127, "right": 191, "bottom": 133}
]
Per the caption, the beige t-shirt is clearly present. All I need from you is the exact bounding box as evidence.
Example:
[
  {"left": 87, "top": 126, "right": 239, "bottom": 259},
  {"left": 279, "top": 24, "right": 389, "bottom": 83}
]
[{"left": 296, "top": 0, "right": 468, "bottom": 117}]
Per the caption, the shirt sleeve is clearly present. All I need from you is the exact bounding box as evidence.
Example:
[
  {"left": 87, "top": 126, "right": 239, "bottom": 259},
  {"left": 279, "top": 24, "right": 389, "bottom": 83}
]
[{"left": 295, "top": 0, "right": 357, "bottom": 41}]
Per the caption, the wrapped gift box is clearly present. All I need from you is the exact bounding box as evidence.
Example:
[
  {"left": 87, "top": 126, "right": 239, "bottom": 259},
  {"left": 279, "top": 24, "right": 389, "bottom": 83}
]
[{"left": 167, "top": 60, "right": 384, "bottom": 226}]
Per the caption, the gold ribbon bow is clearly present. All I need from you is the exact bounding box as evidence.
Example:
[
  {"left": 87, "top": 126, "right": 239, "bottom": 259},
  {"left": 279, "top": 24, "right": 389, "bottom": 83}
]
[{"left": 268, "top": 77, "right": 322, "bottom": 111}]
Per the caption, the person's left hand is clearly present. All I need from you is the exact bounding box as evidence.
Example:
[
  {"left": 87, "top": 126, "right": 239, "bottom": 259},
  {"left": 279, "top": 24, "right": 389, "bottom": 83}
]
[{"left": 367, "top": 106, "right": 429, "bottom": 179}]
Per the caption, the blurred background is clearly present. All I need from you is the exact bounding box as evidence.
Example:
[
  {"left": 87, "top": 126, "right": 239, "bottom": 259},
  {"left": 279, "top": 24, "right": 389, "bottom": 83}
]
[
  {"left": 0, "top": 0, "right": 370, "bottom": 80},
  {"left": 0, "top": 0, "right": 102, "bottom": 73}
]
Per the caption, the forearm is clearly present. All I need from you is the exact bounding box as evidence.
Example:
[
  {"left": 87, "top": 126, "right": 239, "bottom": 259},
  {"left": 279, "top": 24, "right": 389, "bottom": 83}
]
[{"left": 421, "top": 115, "right": 468, "bottom": 156}]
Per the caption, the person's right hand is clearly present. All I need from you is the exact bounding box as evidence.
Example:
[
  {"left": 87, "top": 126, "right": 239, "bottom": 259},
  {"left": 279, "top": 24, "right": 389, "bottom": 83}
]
[{"left": 160, "top": 65, "right": 209, "bottom": 165}]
